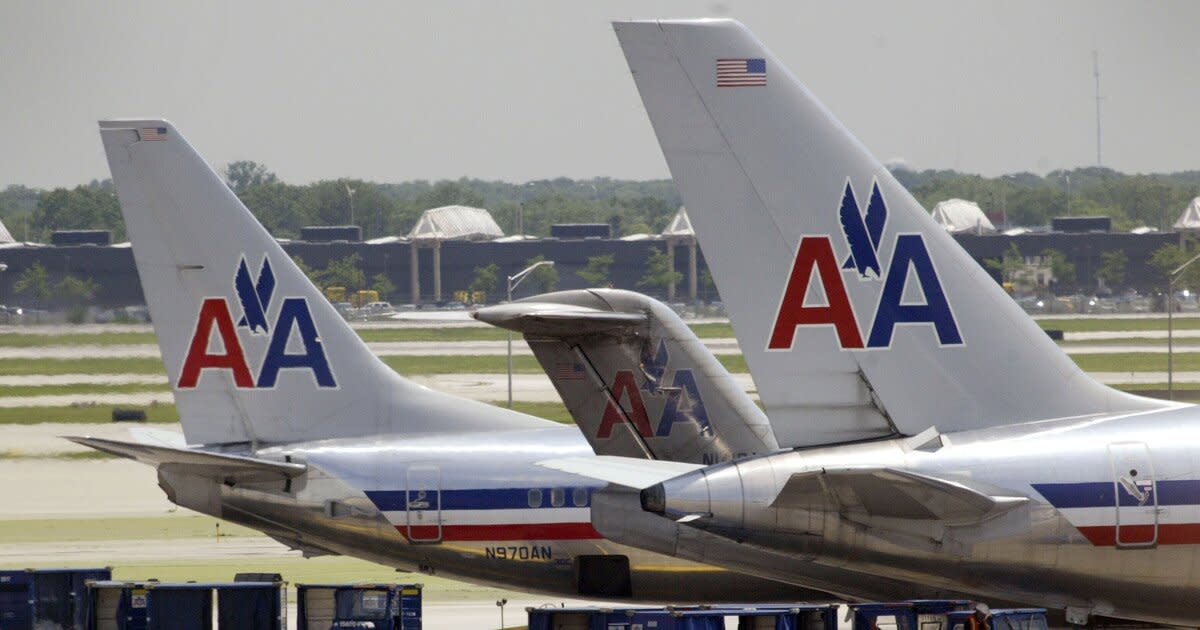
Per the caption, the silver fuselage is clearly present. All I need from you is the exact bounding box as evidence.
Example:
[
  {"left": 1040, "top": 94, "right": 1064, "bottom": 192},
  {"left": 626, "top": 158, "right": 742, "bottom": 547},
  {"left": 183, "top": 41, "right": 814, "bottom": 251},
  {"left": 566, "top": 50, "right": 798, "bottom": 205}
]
[
  {"left": 160, "top": 424, "right": 828, "bottom": 602},
  {"left": 640, "top": 404, "right": 1200, "bottom": 625}
]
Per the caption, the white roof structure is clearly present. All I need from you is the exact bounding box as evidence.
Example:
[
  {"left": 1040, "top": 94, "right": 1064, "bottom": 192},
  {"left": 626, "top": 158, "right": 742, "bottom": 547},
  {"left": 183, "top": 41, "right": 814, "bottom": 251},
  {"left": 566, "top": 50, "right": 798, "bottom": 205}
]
[
  {"left": 1173, "top": 197, "right": 1200, "bottom": 230},
  {"left": 620, "top": 233, "right": 660, "bottom": 241},
  {"left": 1130, "top": 226, "right": 1159, "bottom": 235},
  {"left": 0, "top": 219, "right": 13, "bottom": 244},
  {"left": 408, "top": 205, "right": 504, "bottom": 241},
  {"left": 492, "top": 234, "right": 538, "bottom": 243},
  {"left": 661, "top": 206, "right": 694, "bottom": 237},
  {"left": 930, "top": 199, "right": 995, "bottom": 234},
  {"left": 365, "top": 235, "right": 403, "bottom": 245}
]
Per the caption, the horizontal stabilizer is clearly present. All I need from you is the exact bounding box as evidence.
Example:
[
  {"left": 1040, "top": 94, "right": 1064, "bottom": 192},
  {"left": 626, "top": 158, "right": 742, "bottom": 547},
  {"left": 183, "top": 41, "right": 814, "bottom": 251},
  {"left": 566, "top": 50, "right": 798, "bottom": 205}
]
[
  {"left": 772, "top": 467, "right": 1027, "bottom": 525},
  {"left": 473, "top": 301, "right": 646, "bottom": 337},
  {"left": 127, "top": 427, "right": 188, "bottom": 448},
  {"left": 539, "top": 455, "right": 704, "bottom": 489},
  {"left": 65, "top": 436, "right": 306, "bottom": 484}
]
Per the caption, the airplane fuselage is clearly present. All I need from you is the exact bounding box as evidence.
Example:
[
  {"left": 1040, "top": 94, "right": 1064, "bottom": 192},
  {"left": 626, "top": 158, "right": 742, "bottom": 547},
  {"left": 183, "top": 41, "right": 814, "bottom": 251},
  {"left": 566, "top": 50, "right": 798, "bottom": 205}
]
[
  {"left": 639, "top": 404, "right": 1200, "bottom": 625},
  {"left": 162, "top": 425, "right": 818, "bottom": 602}
]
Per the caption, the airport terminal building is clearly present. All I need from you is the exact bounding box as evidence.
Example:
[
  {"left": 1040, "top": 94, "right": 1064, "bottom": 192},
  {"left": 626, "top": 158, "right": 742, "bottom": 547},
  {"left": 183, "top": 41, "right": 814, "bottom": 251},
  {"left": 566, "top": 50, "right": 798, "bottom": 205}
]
[{"left": 0, "top": 204, "right": 1184, "bottom": 311}]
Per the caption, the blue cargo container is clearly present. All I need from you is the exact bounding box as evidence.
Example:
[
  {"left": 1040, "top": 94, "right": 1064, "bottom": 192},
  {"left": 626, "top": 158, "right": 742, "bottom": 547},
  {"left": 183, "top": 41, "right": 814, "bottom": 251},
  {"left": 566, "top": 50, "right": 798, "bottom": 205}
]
[
  {"left": 849, "top": 600, "right": 975, "bottom": 630},
  {"left": 945, "top": 608, "right": 1049, "bottom": 630},
  {"left": 296, "top": 583, "right": 422, "bottom": 630},
  {"left": 0, "top": 567, "right": 112, "bottom": 630},
  {"left": 84, "top": 580, "right": 284, "bottom": 630},
  {"left": 527, "top": 603, "right": 838, "bottom": 630}
]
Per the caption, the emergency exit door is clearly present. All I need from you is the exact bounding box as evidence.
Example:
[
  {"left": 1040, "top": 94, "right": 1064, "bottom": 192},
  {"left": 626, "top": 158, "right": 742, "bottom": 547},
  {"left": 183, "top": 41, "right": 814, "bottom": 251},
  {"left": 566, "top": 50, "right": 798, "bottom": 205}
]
[
  {"left": 405, "top": 466, "right": 442, "bottom": 543},
  {"left": 1108, "top": 442, "right": 1157, "bottom": 547}
]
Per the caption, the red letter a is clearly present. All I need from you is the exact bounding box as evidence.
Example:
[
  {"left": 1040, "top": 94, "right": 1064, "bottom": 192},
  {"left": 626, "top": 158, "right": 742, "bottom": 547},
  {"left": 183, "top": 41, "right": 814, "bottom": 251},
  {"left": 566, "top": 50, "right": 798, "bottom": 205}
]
[
  {"left": 596, "top": 371, "right": 654, "bottom": 438},
  {"left": 178, "top": 298, "right": 255, "bottom": 388},
  {"left": 768, "top": 237, "right": 864, "bottom": 349}
]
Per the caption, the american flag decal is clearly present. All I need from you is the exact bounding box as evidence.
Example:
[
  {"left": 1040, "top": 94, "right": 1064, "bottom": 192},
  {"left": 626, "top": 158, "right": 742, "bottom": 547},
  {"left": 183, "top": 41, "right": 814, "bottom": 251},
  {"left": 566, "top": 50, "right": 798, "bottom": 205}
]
[
  {"left": 553, "top": 361, "right": 587, "bottom": 381},
  {"left": 717, "top": 58, "right": 766, "bottom": 87},
  {"left": 139, "top": 127, "right": 168, "bottom": 141}
]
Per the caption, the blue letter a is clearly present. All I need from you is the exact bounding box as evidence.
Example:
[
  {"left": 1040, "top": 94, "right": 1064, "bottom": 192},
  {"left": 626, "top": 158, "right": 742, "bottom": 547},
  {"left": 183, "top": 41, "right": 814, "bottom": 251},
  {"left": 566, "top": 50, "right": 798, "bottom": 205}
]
[
  {"left": 257, "top": 298, "right": 337, "bottom": 388},
  {"left": 657, "top": 369, "right": 713, "bottom": 437},
  {"left": 867, "top": 235, "right": 963, "bottom": 348}
]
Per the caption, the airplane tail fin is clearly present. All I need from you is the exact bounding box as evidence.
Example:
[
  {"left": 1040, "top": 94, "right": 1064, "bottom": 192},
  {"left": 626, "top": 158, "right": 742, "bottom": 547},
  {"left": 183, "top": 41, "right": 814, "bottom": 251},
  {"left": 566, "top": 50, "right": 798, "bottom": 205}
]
[
  {"left": 613, "top": 20, "right": 1169, "bottom": 447},
  {"left": 99, "top": 120, "right": 550, "bottom": 447},
  {"left": 475, "top": 289, "right": 777, "bottom": 464}
]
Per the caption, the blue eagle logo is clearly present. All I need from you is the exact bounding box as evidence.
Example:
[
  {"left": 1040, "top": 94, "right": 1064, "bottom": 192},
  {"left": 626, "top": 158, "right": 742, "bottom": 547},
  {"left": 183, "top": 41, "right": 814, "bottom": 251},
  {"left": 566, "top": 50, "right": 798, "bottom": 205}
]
[
  {"left": 640, "top": 339, "right": 670, "bottom": 392},
  {"left": 839, "top": 180, "right": 887, "bottom": 279},
  {"left": 235, "top": 256, "right": 275, "bottom": 334}
]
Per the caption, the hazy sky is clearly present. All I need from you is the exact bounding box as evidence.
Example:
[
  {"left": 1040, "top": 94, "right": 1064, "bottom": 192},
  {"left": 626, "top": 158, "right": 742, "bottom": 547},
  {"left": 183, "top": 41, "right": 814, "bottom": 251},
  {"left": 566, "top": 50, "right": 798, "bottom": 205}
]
[{"left": 2, "top": 1, "right": 1197, "bottom": 189}]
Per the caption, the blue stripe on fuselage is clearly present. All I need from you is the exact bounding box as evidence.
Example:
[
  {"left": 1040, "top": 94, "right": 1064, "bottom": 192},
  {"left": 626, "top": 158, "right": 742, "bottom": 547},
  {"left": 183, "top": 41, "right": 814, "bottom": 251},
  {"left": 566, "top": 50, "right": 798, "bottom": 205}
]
[
  {"left": 364, "top": 488, "right": 594, "bottom": 512},
  {"left": 1033, "top": 480, "right": 1200, "bottom": 508}
]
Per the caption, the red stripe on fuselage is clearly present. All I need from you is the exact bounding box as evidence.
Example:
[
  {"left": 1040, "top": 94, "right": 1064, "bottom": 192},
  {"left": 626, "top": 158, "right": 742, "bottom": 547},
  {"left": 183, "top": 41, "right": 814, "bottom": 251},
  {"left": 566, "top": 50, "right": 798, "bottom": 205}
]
[
  {"left": 1076, "top": 524, "right": 1200, "bottom": 546},
  {"left": 398, "top": 523, "right": 601, "bottom": 542}
]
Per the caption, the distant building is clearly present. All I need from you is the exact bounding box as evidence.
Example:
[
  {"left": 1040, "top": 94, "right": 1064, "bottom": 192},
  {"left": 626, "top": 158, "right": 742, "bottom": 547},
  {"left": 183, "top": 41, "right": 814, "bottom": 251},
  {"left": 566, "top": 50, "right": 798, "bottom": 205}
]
[
  {"left": 930, "top": 199, "right": 995, "bottom": 234},
  {"left": 1174, "top": 197, "right": 1200, "bottom": 231}
]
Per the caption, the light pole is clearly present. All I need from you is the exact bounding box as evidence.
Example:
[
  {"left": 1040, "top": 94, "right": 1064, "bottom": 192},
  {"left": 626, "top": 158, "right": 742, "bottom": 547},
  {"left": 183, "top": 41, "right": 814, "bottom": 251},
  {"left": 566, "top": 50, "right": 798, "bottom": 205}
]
[
  {"left": 506, "top": 260, "right": 554, "bottom": 408},
  {"left": 496, "top": 598, "right": 508, "bottom": 629},
  {"left": 1062, "top": 174, "right": 1072, "bottom": 216},
  {"left": 1168, "top": 251, "right": 1200, "bottom": 399},
  {"left": 345, "top": 183, "right": 356, "bottom": 227}
]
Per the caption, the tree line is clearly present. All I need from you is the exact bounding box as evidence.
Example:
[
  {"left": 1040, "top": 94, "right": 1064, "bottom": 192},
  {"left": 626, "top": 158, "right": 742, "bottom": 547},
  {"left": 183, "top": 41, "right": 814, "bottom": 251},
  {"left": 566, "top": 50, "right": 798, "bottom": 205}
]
[{"left": 4, "top": 163, "right": 1199, "bottom": 244}]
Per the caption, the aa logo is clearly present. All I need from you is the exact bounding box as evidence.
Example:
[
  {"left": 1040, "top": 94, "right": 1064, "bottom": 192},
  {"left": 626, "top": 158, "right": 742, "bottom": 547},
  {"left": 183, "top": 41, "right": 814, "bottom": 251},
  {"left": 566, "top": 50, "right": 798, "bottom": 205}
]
[
  {"left": 595, "top": 340, "right": 713, "bottom": 439},
  {"left": 769, "top": 179, "right": 963, "bottom": 350},
  {"left": 178, "top": 255, "right": 336, "bottom": 389}
]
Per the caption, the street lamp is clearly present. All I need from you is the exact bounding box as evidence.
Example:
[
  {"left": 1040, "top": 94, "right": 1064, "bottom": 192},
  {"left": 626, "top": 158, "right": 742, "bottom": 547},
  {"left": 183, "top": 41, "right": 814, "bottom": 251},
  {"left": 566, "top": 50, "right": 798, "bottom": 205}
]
[
  {"left": 506, "top": 260, "right": 554, "bottom": 408},
  {"left": 1167, "top": 251, "right": 1200, "bottom": 399},
  {"left": 1061, "top": 173, "right": 1072, "bottom": 216},
  {"left": 496, "top": 598, "right": 508, "bottom": 629},
  {"left": 344, "top": 183, "right": 356, "bottom": 227}
]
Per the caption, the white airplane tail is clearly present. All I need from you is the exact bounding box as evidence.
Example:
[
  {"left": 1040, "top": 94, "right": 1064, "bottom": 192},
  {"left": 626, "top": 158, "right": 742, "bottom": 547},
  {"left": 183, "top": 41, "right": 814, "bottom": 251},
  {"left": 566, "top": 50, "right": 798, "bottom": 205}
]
[
  {"left": 475, "top": 289, "right": 778, "bottom": 464},
  {"left": 613, "top": 20, "right": 1168, "bottom": 446},
  {"left": 100, "top": 120, "right": 551, "bottom": 446}
]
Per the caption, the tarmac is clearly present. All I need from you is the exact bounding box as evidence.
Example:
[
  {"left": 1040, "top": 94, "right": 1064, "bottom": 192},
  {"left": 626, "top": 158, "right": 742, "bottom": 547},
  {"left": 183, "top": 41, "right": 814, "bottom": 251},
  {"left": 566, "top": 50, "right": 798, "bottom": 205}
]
[{"left": 5, "top": 315, "right": 1200, "bottom": 629}]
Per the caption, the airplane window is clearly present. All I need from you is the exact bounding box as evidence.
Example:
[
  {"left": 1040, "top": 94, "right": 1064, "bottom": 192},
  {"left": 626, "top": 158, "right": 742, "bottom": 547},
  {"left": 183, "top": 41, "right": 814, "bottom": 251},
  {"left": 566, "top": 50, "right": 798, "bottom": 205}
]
[
  {"left": 528, "top": 488, "right": 543, "bottom": 508},
  {"left": 550, "top": 488, "right": 565, "bottom": 507},
  {"left": 572, "top": 487, "right": 589, "bottom": 507}
]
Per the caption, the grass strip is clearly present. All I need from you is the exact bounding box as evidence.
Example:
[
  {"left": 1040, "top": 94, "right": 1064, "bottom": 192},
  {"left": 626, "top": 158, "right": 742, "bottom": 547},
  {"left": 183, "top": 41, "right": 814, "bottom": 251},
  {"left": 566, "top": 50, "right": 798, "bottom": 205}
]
[
  {"left": 494, "top": 400, "right": 574, "bottom": 424},
  {"left": 0, "top": 322, "right": 738, "bottom": 346},
  {"left": 1072, "top": 353, "right": 1200, "bottom": 373},
  {"left": 0, "top": 383, "right": 168, "bottom": 398},
  {"left": 1059, "top": 338, "right": 1172, "bottom": 346},
  {"left": 0, "top": 332, "right": 158, "bottom": 347},
  {"left": 0, "top": 515, "right": 258, "bottom": 544},
  {"left": 1113, "top": 384, "right": 1200, "bottom": 402},
  {"left": 0, "top": 404, "right": 177, "bottom": 424},
  {"left": 0, "top": 357, "right": 165, "bottom": 376},
  {"left": 380, "top": 354, "right": 545, "bottom": 374},
  {"left": 10, "top": 318, "right": 1200, "bottom": 346},
  {"left": 0, "top": 450, "right": 117, "bottom": 460},
  {"left": 1036, "top": 317, "right": 1200, "bottom": 333}
]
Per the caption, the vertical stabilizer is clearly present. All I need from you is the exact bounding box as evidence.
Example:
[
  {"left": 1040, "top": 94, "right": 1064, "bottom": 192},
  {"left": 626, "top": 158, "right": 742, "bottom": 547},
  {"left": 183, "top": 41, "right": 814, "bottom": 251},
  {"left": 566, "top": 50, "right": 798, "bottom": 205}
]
[
  {"left": 612, "top": 20, "right": 1168, "bottom": 446},
  {"left": 100, "top": 120, "right": 550, "bottom": 446},
  {"left": 475, "top": 289, "right": 777, "bottom": 464}
]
